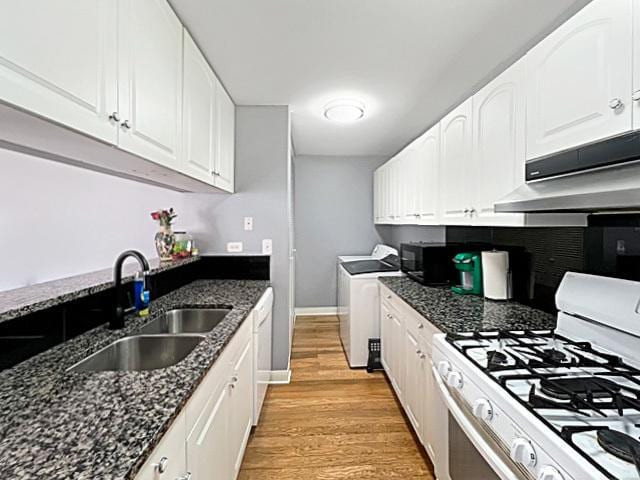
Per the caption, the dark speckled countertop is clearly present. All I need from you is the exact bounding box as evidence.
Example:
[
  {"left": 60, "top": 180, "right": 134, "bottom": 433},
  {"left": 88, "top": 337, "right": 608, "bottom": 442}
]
[
  {"left": 379, "top": 276, "right": 556, "bottom": 333},
  {"left": 0, "top": 279, "right": 269, "bottom": 479}
]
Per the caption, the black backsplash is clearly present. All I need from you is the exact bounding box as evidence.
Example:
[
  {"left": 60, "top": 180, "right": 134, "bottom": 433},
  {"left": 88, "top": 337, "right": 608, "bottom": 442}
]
[{"left": 446, "top": 215, "right": 640, "bottom": 312}]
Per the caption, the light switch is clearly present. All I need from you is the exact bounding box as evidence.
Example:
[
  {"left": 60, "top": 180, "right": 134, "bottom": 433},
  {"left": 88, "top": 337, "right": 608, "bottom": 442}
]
[
  {"left": 227, "top": 242, "right": 243, "bottom": 253},
  {"left": 262, "top": 239, "right": 272, "bottom": 255},
  {"left": 244, "top": 217, "right": 253, "bottom": 231}
]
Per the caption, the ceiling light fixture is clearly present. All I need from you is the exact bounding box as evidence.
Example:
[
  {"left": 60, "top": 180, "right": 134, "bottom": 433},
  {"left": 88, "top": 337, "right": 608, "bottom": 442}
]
[{"left": 323, "top": 99, "right": 365, "bottom": 123}]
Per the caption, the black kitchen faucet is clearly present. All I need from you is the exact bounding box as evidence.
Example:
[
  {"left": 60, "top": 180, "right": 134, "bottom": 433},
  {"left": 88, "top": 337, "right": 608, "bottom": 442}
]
[{"left": 110, "top": 250, "right": 150, "bottom": 329}]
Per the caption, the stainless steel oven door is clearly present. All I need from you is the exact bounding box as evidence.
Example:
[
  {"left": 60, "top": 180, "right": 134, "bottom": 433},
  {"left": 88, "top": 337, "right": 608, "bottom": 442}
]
[{"left": 431, "top": 364, "right": 527, "bottom": 480}]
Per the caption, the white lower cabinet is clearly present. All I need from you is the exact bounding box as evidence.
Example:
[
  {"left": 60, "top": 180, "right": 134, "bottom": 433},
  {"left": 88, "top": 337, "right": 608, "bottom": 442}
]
[
  {"left": 380, "top": 283, "right": 448, "bottom": 479},
  {"left": 187, "top": 382, "right": 230, "bottom": 479},
  {"left": 403, "top": 325, "right": 426, "bottom": 441},
  {"left": 136, "top": 308, "right": 264, "bottom": 480},
  {"left": 136, "top": 411, "right": 188, "bottom": 480},
  {"left": 228, "top": 334, "right": 254, "bottom": 478}
]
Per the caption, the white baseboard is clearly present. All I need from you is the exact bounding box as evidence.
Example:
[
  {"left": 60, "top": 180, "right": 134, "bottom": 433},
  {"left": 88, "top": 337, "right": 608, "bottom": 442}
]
[
  {"left": 294, "top": 306, "right": 337, "bottom": 316},
  {"left": 269, "top": 369, "right": 291, "bottom": 384}
]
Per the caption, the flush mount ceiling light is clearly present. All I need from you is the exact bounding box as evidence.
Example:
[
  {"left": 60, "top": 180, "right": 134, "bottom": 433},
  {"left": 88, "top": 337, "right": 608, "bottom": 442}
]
[{"left": 323, "top": 99, "right": 365, "bottom": 123}]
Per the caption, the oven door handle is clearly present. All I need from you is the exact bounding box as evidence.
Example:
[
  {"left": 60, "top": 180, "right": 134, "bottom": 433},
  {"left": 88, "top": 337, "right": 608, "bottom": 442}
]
[{"left": 431, "top": 365, "right": 524, "bottom": 480}]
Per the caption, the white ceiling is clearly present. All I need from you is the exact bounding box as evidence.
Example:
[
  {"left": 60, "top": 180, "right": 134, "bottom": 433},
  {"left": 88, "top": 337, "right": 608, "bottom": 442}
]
[{"left": 169, "top": 0, "right": 590, "bottom": 157}]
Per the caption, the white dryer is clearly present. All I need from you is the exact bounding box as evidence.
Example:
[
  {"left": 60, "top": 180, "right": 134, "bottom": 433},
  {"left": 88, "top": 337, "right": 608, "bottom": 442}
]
[{"left": 337, "top": 245, "right": 403, "bottom": 368}]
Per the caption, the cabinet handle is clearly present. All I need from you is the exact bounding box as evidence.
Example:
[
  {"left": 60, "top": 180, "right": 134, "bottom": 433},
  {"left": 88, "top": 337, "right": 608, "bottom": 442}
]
[
  {"left": 470, "top": 207, "right": 476, "bottom": 216},
  {"left": 420, "top": 353, "right": 426, "bottom": 359},
  {"left": 177, "top": 473, "right": 192, "bottom": 480},
  {"left": 386, "top": 295, "right": 392, "bottom": 299},
  {"left": 632, "top": 90, "right": 640, "bottom": 102},
  {"left": 386, "top": 313, "right": 392, "bottom": 319},
  {"left": 108, "top": 112, "right": 121, "bottom": 122},
  {"left": 229, "top": 375, "right": 239, "bottom": 389},
  {"left": 156, "top": 457, "right": 169, "bottom": 474},
  {"left": 416, "top": 349, "right": 422, "bottom": 355},
  {"left": 418, "top": 323, "right": 424, "bottom": 329},
  {"left": 121, "top": 119, "right": 132, "bottom": 130},
  {"left": 609, "top": 98, "right": 624, "bottom": 110}
]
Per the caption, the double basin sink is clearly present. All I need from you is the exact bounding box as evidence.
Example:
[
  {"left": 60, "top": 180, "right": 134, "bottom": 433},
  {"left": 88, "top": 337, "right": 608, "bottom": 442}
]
[{"left": 69, "top": 308, "right": 231, "bottom": 373}]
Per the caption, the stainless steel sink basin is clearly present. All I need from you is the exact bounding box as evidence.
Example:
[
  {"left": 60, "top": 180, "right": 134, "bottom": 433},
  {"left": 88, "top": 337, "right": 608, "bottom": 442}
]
[
  {"left": 68, "top": 335, "right": 205, "bottom": 372},
  {"left": 138, "top": 308, "right": 231, "bottom": 335}
]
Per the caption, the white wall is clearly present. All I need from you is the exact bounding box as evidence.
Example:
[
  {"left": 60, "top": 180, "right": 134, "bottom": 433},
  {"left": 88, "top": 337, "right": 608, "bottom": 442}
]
[
  {"left": 0, "top": 148, "right": 195, "bottom": 291},
  {"left": 294, "top": 154, "right": 388, "bottom": 308}
]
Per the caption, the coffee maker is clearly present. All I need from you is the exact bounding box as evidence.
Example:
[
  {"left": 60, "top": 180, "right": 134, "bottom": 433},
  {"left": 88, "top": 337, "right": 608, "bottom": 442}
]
[{"left": 452, "top": 252, "right": 483, "bottom": 295}]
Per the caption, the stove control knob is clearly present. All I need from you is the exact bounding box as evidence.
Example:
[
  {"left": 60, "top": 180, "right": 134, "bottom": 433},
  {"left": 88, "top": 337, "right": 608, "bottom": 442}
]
[
  {"left": 446, "top": 371, "right": 464, "bottom": 390},
  {"left": 537, "top": 466, "right": 564, "bottom": 480},
  {"left": 510, "top": 438, "right": 536, "bottom": 468},
  {"left": 437, "top": 360, "right": 451, "bottom": 379},
  {"left": 472, "top": 398, "right": 493, "bottom": 421}
]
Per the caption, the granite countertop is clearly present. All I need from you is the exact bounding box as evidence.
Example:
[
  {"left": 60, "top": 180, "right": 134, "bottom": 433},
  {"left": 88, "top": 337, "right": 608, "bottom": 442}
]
[
  {"left": 0, "top": 279, "right": 270, "bottom": 479},
  {"left": 0, "top": 256, "right": 201, "bottom": 324},
  {"left": 379, "top": 276, "right": 556, "bottom": 333}
]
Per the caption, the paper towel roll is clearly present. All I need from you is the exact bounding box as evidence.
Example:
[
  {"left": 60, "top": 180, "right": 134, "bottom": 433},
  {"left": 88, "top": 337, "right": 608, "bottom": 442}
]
[{"left": 482, "top": 251, "right": 512, "bottom": 300}]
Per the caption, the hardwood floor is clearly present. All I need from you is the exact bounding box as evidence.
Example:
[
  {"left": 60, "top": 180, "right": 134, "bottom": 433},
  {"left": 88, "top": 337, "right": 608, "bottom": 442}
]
[{"left": 238, "top": 315, "right": 435, "bottom": 479}]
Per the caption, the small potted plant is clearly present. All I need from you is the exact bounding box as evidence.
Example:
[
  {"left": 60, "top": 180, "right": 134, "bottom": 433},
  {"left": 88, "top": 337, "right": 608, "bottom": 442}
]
[{"left": 150, "top": 208, "right": 177, "bottom": 261}]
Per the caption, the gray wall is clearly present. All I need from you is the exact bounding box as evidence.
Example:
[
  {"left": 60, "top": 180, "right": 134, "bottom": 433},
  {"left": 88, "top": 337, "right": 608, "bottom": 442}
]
[
  {"left": 376, "top": 225, "right": 446, "bottom": 250},
  {"left": 180, "top": 106, "right": 292, "bottom": 370},
  {"left": 294, "top": 155, "right": 387, "bottom": 308}
]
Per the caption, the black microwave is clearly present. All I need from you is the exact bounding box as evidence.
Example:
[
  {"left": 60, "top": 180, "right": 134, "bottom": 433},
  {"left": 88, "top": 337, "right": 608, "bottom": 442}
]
[{"left": 400, "top": 242, "right": 460, "bottom": 286}]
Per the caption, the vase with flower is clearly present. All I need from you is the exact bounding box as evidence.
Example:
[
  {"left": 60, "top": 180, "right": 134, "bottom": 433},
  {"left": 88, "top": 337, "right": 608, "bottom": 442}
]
[{"left": 151, "top": 208, "right": 177, "bottom": 261}]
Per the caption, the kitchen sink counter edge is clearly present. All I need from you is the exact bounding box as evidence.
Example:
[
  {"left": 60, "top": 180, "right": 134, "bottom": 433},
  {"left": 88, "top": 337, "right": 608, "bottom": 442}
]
[
  {"left": 379, "top": 276, "right": 556, "bottom": 333},
  {"left": 0, "top": 279, "right": 270, "bottom": 480}
]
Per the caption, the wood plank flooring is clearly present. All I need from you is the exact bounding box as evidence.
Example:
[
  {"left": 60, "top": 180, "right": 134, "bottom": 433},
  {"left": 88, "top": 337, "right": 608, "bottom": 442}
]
[{"left": 238, "top": 315, "right": 435, "bottom": 479}]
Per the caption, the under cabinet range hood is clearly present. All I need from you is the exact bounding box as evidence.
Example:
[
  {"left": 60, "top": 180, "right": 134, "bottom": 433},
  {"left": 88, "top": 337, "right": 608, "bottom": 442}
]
[{"left": 495, "top": 131, "right": 640, "bottom": 213}]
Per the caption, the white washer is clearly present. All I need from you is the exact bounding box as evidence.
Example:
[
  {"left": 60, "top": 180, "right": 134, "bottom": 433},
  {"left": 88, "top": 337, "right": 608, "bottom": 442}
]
[{"left": 337, "top": 245, "right": 403, "bottom": 368}]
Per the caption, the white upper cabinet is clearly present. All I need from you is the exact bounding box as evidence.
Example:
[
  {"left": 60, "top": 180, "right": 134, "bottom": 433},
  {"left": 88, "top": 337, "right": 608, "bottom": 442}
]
[
  {"left": 525, "top": 0, "right": 633, "bottom": 160},
  {"left": 0, "top": 0, "right": 118, "bottom": 144},
  {"left": 214, "top": 82, "right": 236, "bottom": 193},
  {"left": 182, "top": 30, "right": 217, "bottom": 184},
  {"left": 439, "top": 98, "right": 473, "bottom": 224},
  {"left": 416, "top": 124, "right": 439, "bottom": 225},
  {"left": 118, "top": 0, "right": 183, "bottom": 170},
  {"left": 472, "top": 58, "right": 526, "bottom": 226},
  {"left": 634, "top": 1, "right": 640, "bottom": 130}
]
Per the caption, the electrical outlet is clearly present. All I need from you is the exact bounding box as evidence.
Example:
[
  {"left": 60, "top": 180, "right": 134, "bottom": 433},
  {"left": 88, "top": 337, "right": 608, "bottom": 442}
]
[
  {"left": 244, "top": 217, "right": 253, "bottom": 231},
  {"left": 262, "top": 239, "right": 272, "bottom": 255},
  {"left": 227, "top": 242, "right": 243, "bottom": 253}
]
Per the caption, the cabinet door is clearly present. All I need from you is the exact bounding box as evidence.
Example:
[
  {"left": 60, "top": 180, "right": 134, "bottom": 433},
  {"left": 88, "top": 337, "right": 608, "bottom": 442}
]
[
  {"left": 634, "top": 1, "right": 640, "bottom": 131},
  {"left": 0, "top": 0, "right": 118, "bottom": 144},
  {"left": 118, "top": 0, "right": 183, "bottom": 170},
  {"left": 229, "top": 335, "right": 253, "bottom": 478},
  {"left": 373, "top": 169, "right": 381, "bottom": 223},
  {"left": 402, "top": 327, "right": 425, "bottom": 440},
  {"left": 472, "top": 58, "right": 526, "bottom": 226},
  {"left": 417, "top": 124, "right": 440, "bottom": 224},
  {"left": 380, "top": 303, "right": 392, "bottom": 373},
  {"left": 182, "top": 30, "right": 216, "bottom": 184},
  {"left": 215, "top": 81, "right": 235, "bottom": 192},
  {"left": 186, "top": 383, "right": 230, "bottom": 480},
  {"left": 439, "top": 98, "right": 473, "bottom": 224},
  {"left": 525, "top": 0, "right": 632, "bottom": 160},
  {"left": 136, "top": 412, "right": 187, "bottom": 480},
  {"left": 388, "top": 308, "right": 404, "bottom": 401}
]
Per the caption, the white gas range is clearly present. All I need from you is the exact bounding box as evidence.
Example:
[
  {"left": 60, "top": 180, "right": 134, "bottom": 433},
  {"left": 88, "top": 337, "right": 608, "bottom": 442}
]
[{"left": 432, "top": 272, "right": 640, "bottom": 480}]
